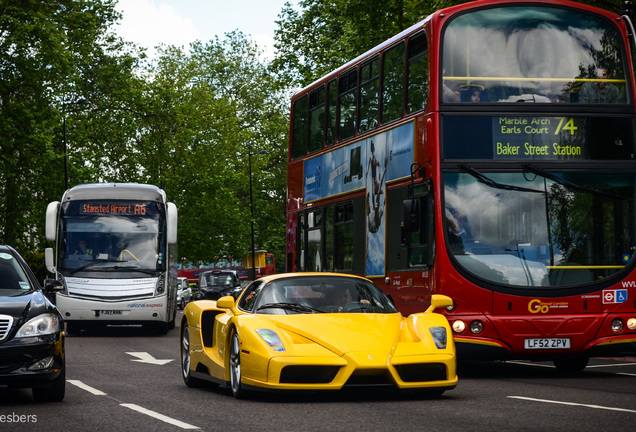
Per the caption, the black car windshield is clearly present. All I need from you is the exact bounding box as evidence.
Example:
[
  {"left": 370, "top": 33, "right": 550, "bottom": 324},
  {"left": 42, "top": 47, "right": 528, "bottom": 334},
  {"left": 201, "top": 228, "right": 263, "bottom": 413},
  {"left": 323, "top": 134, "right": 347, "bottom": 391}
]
[
  {"left": 246, "top": 276, "right": 398, "bottom": 314},
  {"left": 0, "top": 252, "right": 33, "bottom": 296}
]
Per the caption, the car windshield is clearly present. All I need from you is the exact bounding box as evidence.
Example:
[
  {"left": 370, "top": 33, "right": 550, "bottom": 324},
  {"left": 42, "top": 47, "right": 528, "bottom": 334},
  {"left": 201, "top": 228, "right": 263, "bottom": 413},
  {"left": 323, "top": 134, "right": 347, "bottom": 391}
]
[
  {"left": 0, "top": 252, "right": 33, "bottom": 296},
  {"left": 204, "top": 273, "right": 234, "bottom": 287},
  {"left": 247, "top": 276, "right": 398, "bottom": 314}
]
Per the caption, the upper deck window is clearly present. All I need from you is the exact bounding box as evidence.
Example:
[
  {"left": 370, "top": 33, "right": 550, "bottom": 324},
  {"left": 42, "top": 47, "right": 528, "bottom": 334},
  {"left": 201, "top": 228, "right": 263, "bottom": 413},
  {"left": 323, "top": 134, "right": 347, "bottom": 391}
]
[{"left": 442, "top": 6, "right": 629, "bottom": 104}]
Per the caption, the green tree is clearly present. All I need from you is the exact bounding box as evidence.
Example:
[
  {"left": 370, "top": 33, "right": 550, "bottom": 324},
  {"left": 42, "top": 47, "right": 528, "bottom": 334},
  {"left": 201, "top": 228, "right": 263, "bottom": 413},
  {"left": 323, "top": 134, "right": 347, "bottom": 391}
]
[
  {"left": 273, "top": 0, "right": 625, "bottom": 87},
  {"left": 0, "top": 0, "right": 143, "bottom": 256},
  {"left": 140, "top": 33, "right": 289, "bottom": 269}
]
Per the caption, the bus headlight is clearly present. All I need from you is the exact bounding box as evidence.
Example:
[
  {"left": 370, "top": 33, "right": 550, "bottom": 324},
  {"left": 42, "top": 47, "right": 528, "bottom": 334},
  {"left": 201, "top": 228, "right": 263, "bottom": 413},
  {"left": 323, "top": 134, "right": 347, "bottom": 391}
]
[
  {"left": 452, "top": 320, "right": 466, "bottom": 333},
  {"left": 469, "top": 320, "right": 483, "bottom": 334},
  {"left": 155, "top": 275, "right": 165, "bottom": 295},
  {"left": 627, "top": 318, "right": 636, "bottom": 331},
  {"left": 611, "top": 319, "right": 623, "bottom": 332}
]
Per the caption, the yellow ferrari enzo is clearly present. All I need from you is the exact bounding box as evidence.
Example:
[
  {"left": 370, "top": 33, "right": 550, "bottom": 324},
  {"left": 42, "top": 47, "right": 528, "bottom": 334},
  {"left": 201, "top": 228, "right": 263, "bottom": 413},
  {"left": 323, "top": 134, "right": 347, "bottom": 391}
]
[{"left": 180, "top": 273, "right": 457, "bottom": 398}]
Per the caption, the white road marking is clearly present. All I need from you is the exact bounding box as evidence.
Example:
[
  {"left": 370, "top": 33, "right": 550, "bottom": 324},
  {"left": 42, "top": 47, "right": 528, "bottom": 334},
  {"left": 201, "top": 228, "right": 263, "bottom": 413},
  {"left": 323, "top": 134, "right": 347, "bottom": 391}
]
[
  {"left": 508, "top": 396, "right": 636, "bottom": 413},
  {"left": 120, "top": 404, "right": 200, "bottom": 430},
  {"left": 67, "top": 379, "right": 107, "bottom": 395},
  {"left": 68, "top": 380, "right": 200, "bottom": 429},
  {"left": 126, "top": 351, "right": 174, "bottom": 365}
]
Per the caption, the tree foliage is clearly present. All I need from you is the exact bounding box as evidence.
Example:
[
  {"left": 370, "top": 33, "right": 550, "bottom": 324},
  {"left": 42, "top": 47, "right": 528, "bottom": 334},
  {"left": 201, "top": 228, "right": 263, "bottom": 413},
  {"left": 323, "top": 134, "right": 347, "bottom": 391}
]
[{"left": 273, "top": 0, "right": 625, "bottom": 87}]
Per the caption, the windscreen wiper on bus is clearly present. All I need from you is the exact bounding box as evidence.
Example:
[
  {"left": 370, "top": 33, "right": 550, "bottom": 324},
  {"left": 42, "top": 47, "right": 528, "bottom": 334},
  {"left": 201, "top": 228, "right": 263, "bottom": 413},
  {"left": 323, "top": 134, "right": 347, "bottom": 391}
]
[
  {"left": 69, "top": 262, "right": 100, "bottom": 275},
  {"left": 459, "top": 164, "right": 544, "bottom": 194},
  {"left": 523, "top": 164, "right": 632, "bottom": 201}
]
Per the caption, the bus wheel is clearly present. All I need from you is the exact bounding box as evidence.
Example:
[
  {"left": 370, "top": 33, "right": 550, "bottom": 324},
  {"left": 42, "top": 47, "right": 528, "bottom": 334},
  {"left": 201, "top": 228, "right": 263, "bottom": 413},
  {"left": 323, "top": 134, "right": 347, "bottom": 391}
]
[
  {"left": 65, "top": 322, "right": 82, "bottom": 335},
  {"left": 553, "top": 355, "right": 589, "bottom": 373}
]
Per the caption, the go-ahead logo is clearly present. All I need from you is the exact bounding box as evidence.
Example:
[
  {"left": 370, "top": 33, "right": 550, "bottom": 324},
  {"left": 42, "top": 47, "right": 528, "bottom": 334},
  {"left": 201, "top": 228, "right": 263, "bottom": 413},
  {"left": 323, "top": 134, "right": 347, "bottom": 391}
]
[{"left": 528, "top": 299, "right": 569, "bottom": 314}]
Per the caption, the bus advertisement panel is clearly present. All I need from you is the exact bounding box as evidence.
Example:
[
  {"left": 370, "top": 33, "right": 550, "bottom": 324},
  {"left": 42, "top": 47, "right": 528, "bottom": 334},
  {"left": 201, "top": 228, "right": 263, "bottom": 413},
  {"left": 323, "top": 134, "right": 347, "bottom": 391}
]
[{"left": 287, "top": 0, "right": 636, "bottom": 371}]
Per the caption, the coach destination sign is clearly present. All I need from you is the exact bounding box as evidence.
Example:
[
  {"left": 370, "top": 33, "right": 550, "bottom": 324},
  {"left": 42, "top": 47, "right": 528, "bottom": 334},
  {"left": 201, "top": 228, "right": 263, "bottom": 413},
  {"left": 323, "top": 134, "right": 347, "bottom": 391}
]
[{"left": 443, "top": 115, "right": 634, "bottom": 160}]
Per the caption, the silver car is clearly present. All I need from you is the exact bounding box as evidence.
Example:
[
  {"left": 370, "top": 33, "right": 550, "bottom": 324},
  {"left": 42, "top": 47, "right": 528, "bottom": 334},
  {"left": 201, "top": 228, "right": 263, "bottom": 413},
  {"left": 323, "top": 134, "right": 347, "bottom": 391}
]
[{"left": 177, "top": 277, "right": 192, "bottom": 309}]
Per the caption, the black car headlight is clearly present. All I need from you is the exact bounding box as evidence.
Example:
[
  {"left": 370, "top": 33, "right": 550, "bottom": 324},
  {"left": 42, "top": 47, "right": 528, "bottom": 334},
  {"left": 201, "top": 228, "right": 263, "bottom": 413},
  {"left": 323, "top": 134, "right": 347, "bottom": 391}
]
[{"left": 15, "top": 313, "right": 62, "bottom": 338}]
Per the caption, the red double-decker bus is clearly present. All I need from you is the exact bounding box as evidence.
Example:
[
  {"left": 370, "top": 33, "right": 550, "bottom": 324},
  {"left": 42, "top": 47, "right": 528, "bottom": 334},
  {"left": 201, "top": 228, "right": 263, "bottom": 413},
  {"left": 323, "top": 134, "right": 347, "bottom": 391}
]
[{"left": 286, "top": 0, "right": 636, "bottom": 371}]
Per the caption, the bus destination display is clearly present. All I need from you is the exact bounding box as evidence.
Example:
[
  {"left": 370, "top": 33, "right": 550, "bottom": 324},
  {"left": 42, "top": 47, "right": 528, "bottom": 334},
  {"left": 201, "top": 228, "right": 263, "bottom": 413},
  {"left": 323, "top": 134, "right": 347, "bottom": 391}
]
[
  {"left": 443, "top": 115, "right": 633, "bottom": 161},
  {"left": 79, "top": 202, "right": 151, "bottom": 216}
]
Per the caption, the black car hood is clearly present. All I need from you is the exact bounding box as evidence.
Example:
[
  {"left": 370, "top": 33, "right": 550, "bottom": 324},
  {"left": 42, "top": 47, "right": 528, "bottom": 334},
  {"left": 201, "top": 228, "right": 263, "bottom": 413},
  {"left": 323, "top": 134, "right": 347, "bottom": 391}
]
[{"left": 0, "top": 290, "right": 52, "bottom": 323}]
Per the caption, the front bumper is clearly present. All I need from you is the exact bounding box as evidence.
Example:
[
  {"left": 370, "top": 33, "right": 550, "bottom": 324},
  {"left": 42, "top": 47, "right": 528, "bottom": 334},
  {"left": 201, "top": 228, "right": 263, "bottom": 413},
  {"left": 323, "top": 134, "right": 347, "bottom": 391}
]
[{"left": 0, "top": 333, "right": 65, "bottom": 387}]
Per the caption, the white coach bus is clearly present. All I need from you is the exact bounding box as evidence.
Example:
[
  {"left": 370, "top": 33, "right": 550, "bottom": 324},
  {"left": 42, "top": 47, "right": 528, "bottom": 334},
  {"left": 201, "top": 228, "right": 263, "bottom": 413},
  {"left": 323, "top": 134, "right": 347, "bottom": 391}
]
[{"left": 45, "top": 183, "right": 178, "bottom": 334}]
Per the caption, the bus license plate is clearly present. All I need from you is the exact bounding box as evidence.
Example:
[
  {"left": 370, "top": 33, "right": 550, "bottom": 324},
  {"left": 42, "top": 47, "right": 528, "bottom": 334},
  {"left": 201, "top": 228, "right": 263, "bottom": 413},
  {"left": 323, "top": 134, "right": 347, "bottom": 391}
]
[
  {"left": 524, "top": 338, "right": 570, "bottom": 349},
  {"left": 100, "top": 310, "right": 123, "bottom": 315}
]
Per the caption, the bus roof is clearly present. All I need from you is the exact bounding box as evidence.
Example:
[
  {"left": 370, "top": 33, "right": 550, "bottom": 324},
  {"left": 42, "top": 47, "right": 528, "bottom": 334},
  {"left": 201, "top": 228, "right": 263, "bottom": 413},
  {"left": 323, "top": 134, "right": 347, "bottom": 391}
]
[{"left": 62, "top": 183, "right": 167, "bottom": 202}]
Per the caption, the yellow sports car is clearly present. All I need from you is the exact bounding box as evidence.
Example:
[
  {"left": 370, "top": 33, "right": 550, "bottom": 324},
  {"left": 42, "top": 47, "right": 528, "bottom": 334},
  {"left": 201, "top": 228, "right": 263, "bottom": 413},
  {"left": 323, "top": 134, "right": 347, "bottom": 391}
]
[{"left": 180, "top": 273, "right": 457, "bottom": 398}]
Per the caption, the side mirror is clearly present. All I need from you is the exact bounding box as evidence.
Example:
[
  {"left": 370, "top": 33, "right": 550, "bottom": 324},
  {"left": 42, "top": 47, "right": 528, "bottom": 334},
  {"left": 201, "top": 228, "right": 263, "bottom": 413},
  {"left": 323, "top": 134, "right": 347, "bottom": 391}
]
[
  {"left": 43, "top": 278, "right": 63, "bottom": 293},
  {"left": 216, "top": 296, "right": 235, "bottom": 310},
  {"left": 45, "top": 247, "right": 55, "bottom": 273},
  {"left": 426, "top": 294, "right": 454, "bottom": 313},
  {"left": 403, "top": 199, "right": 420, "bottom": 232},
  {"left": 166, "top": 202, "right": 178, "bottom": 245}
]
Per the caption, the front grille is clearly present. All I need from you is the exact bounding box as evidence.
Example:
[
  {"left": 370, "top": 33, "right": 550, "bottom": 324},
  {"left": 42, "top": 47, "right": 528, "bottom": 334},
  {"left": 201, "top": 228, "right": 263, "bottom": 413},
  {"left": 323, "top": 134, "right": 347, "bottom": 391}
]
[
  {"left": 345, "top": 369, "right": 394, "bottom": 386},
  {"left": 280, "top": 365, "right": 340, "bottom": 384},
  {"left": 0, "top": 315, "right": 14, "bottom": 341},
  {"left": 394, "top": 363, "right": 447, "bottom": 382}
]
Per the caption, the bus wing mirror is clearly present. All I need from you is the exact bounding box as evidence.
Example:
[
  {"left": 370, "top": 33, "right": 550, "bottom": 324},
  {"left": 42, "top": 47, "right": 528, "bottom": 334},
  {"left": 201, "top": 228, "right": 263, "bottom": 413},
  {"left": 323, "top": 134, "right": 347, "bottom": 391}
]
[
  {"left": 403, "top": 199, "right": 420, "bottom": 232},
  {"left": 166, "top": 202, "right": 178, "bottom": 244},
  {"left": 45, "top": 247, "right": 55, "bottom": 273},
  {"left": 45, "top": 201, "right": 60, "bottom": 242}
]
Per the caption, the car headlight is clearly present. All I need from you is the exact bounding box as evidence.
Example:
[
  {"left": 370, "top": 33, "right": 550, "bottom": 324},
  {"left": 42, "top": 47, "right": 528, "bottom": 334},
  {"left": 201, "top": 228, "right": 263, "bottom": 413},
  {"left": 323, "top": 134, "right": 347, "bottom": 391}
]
[
  {"left": 429, "top": 326, "right": 448, "bottom": 349},
  {"left": 256, "top": 329, "right": 285, "bottom": 352},
  {"left": 15, "top": 313, "right": 62, "bottom": 338}
]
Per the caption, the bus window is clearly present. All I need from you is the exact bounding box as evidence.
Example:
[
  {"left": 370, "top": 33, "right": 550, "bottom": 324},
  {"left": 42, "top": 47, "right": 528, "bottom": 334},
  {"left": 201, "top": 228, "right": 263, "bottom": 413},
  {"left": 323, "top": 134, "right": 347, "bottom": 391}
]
[
  {"left": 291, "top": 94, "right": 308, "bottom": 159},
  {"left": 326, "top": 79, "right": 337, "bottom": 147},
  {"left": 334, "top": 202, "right": 354, "bottom": 271},
  {"left": 442, "top": 6, "right": 628, "bottom": 104},
  {"left": 358, "top": 56, "right": 380, "bottom": 134},
  {"left": 309, "top": 86, "right": 325, "bottom": 153},
  {"left": 307, "top": 209, "right": 323, "bottom": 271},
  {"left": 338, "top": 68, "right": 357, "bottom": 142},
  {"left": 381, "top": 42, "right": 405, "bottom": 124},
  {"left": 406, "top": 31, "right": 428, "bottom": 114}
]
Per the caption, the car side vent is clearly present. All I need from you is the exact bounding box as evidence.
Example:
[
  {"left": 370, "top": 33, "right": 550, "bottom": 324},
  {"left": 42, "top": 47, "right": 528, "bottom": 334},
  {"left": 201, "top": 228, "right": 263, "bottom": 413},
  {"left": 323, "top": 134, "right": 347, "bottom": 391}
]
[
  {"left": 280, "top": 365, "right": 340, "bottom": 383},
  {"left": 0, "top": 315, "right": 14, "bottom": 341},
  {"left": 395, "top": 363, "right": 447, "bottom": 382}
]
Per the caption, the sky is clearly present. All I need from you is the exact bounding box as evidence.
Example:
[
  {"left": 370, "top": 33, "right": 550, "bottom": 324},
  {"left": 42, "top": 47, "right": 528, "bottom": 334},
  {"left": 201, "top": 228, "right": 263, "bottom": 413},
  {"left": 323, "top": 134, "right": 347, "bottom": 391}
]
[{"left": 114, "top": 0, "right": 295, "bottom": 59}]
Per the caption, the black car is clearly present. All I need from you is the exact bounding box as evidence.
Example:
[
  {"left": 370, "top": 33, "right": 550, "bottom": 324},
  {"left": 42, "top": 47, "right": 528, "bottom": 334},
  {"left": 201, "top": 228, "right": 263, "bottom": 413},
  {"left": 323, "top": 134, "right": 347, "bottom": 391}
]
[
  {"left": 195, "top": 269, "right": 242, "bottom": 300},
  {"left": 0, "top": 245, "right": 65, "bottom": 402}
]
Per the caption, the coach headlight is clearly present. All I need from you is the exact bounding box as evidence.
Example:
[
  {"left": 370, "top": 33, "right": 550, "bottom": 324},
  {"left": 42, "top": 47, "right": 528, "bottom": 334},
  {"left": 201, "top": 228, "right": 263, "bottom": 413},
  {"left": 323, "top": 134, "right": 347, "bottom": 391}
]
[
  {"left": 611, "top": 319, "right": 623, "bottom": 332},
  {"left": 16, "top": 314, "right": 61, "bottom": 338},
  {"left": 256, "top": 329, "right": 285, "bottom": 352},
  {"left": 429, "top": 326, "right": 448, "bottom": 349},
  {"left": 155, "top": 275, "right": 165, "bottom": 295},
  {"left": 627, "top": 317, "right": 636, "bottom": 331}
]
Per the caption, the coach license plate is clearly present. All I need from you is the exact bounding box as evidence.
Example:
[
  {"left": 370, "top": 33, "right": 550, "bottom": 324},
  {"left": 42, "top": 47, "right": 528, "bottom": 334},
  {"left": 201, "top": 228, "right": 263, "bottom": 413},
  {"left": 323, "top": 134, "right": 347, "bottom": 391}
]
[
  {"left": 524, "top": 338, "right": 570, "bottom": 349},
  {"left": 100, "top": 310, "right": 123, "bottom": 315}
]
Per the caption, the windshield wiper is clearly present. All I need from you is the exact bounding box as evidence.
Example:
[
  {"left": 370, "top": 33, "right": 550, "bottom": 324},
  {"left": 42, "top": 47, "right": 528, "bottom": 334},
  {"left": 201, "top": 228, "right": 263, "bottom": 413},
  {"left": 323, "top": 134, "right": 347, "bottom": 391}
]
[
  {"left": 524, "top": 164, "right": 632, "bottom": 201},
  {"left": 69, "top": 262, "right": 99, "bottom": 275},
  {"left": 256, "top": 302, "right": 325, "bottom": 313},
  {"left": 460, "top": 164, "right": 544, "bottom": 194}
]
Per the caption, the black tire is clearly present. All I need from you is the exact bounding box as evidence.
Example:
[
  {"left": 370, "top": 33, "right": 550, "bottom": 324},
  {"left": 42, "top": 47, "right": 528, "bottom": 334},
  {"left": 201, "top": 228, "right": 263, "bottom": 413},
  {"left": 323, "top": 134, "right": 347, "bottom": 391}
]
[
  {"left": 553, "top": 355, "right": 589, "bottom": 373},
  {"left": 32, "top": 360, "right": 65, "bottom": 402},
  {"left": 181, "top": 324, "right": 205, "bottom": 387},
  {"left": 65, "top": 322, "right": 82, "bottom": 335},
  {"left": 229, "top": 330, "right": 248, "bottom": 399}
]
